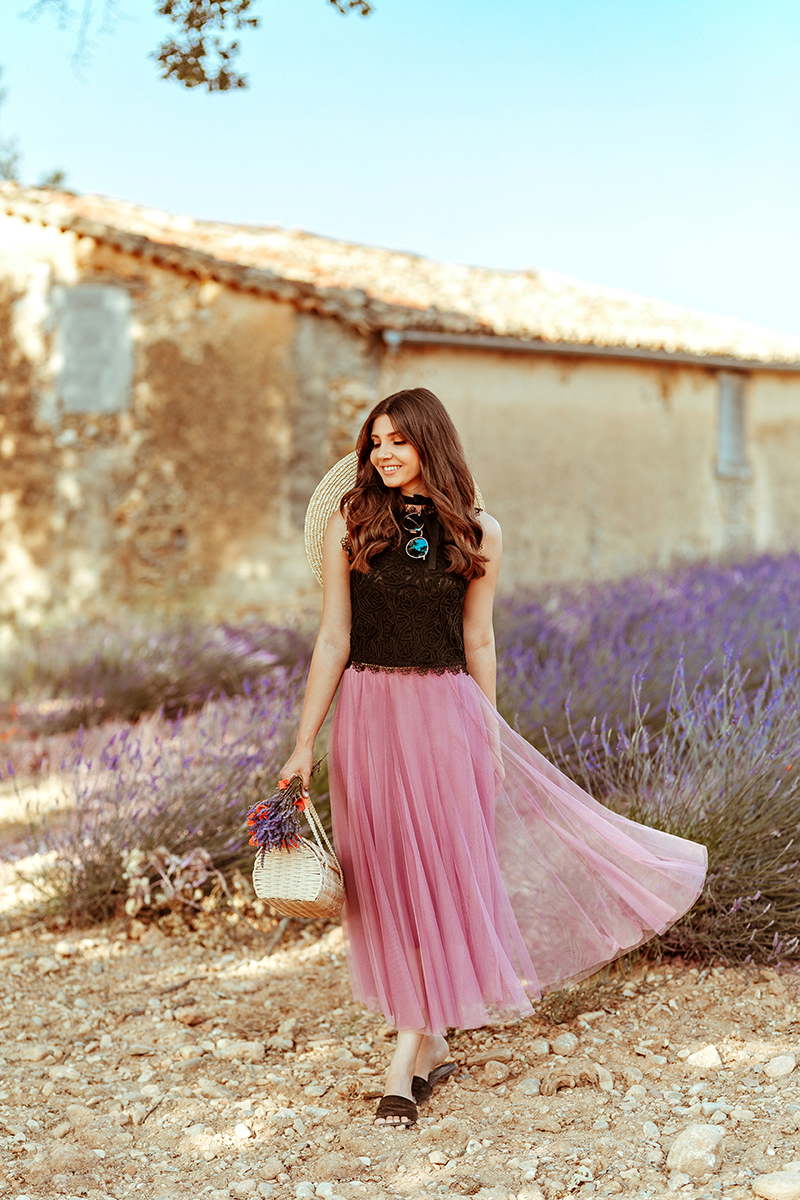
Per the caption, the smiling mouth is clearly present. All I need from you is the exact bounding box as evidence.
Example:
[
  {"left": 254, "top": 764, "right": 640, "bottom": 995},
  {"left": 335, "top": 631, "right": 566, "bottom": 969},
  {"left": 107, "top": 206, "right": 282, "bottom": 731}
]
[{"left": 381, "top": 465, "right": 401, "bottom": 472}]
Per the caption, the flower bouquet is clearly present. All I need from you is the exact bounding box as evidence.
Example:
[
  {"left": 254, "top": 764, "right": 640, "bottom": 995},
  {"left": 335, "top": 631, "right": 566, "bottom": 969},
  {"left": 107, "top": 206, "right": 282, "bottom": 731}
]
[
  {"left": 247, "top": 766, "right": 344, "bottom": 920},
  {"left": 246, "top": 775, "right": 308, "bottom": 863}
]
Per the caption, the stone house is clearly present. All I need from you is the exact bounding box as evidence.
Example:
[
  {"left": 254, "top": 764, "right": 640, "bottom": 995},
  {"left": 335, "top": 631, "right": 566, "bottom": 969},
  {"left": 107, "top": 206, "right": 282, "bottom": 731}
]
[{"left": 1, "top": 182, "right": 800, "bottom": 632}]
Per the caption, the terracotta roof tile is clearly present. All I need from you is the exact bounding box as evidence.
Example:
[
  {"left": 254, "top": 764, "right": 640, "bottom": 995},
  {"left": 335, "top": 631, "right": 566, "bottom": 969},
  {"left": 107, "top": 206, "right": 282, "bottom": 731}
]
[{"left": 3, "top": 183, "right": 800, "bottom": 366}]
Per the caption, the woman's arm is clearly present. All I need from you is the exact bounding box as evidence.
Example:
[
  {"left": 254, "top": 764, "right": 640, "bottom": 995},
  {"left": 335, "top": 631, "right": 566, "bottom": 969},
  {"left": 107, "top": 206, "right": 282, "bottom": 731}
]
[
  {"left": 463, "top": 512, "right": 502, "bottom": 706},
  {"left": 280, "top": 510, "right": 352, "bottom": 795}
]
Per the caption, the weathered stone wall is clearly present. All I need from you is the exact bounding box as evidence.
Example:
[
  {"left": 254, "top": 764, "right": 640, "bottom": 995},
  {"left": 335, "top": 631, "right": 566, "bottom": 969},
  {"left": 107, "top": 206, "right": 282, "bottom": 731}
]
[
  {"left": 0, "top": 218, "right": 380, "bottom": 633},
  {"left": 3, "top": 211, "right": 800, "bottom": 637}
]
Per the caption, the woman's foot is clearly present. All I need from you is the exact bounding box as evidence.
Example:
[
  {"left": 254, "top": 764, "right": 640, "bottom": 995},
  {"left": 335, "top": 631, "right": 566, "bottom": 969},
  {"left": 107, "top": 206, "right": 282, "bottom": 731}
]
[
  {"left": 411, "top": 1034, "right": 454, "bottom": 1104},
  {"left": 373, "top": 1093, "right": 417, "bottom": 1128},
  {"left": 375, "top": 1030, "right": 425, "bottom": 1126},
  {"left": 412, "top": 1034, "right": 450, "bottom": 1083}
]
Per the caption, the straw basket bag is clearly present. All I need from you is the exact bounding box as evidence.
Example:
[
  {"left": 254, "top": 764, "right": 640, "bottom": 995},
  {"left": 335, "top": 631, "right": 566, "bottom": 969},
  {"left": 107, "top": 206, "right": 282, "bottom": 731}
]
[{"left": 252, "top": 798, "right": 344, "bottom": 920}]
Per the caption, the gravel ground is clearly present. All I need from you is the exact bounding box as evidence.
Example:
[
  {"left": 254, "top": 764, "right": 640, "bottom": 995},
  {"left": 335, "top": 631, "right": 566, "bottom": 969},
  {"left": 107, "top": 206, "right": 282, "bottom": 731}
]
[{"left": 2, "top": 910, "right": 800, "bottom": 1200}]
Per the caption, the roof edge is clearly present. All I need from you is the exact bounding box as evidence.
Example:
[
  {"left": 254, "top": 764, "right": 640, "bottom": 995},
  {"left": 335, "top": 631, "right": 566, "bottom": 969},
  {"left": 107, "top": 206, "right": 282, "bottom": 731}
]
[
  {"left": 0, "top": 187, "right": 492, "bottom": 339},
  {"left": 383, "top": 329, "right": 800, "bottom": 373},
  {"left": 4, "top": 184, "right": 800, "bottom": 371}
]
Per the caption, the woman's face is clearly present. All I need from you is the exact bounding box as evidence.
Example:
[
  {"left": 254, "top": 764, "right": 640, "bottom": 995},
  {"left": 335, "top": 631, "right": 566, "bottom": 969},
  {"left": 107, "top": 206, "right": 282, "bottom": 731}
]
[{"left": 369, "top": 414, "right": 427, "bottom": 496}]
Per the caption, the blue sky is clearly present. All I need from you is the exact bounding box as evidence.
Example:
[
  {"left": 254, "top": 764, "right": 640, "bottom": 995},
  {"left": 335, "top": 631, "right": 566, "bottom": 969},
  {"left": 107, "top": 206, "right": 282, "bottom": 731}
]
[{"left": 3, "top": 0, "right": 799, "bottom": 333}]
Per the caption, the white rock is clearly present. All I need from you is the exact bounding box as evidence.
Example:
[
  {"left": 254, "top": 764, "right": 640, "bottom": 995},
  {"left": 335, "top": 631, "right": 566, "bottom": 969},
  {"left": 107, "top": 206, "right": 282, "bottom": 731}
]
[
  {"left": 642, "top": 1121, "right": 660, "bottom": 1140},
  {"left": 625, "top": 1084, "right": 648, "bottom": 1101},
  {"left": 666, "top": 1123, "right": 724, "bottom": 1178},
  {"left": 765, "top": 1055, "right": 797, "bottom": 1080},
  {"left": 519, "top": 1158, "right": 539, "bottom": 1180},
  {"left": 529, "top": 1038, "right": 550, "bottom": 1056},
  {"left": 668, "top": 1172, "right": 692, "bottom": 1192},
  {"left": 466, "top": 1138, "right": 482, "bottom": 1154},
  {"left": 295, "top": 1185, "right": 315, "bottom": 1200},
  {"left": 594, "top": 1064, "right": 613, "bottom": 1092},
  {"left": 270, "top": 1108, "right": 298, "bottom": 1128},
  {"left": 315, "top": 1186, "right": 335, "bottom": 1199},
  {"left": 753, "top": 1172, "right": 800, "bottom": 1200},
  {"left": 234, "top": 1122, "right": 253, "bottom": 1139},
  {"left": 551, "top": 1032, "right": 579, "bottom": 1056},
  {"left": 301, "top": 1105, "right": 330, "bottom": 1121},
  {"left": 36, "top": 957, "right": 60, "bottom": 974},
  {"left": 215, "top": 1040, "right": 265, "bottom": 1063},
  {"left": 685, "top": 1044, "right": 722, "bottom": 1070},
  {"left": 267, "top": 1035, "right": 294, "bottom": 1051},
  {"left": 515, "top": 1077, "right": 541, "bottom": 1096},
  {"left": 19, "top": 1044, "right": 50, "bottom": 1063},
  {"left": 517, "top": 1189, "right": 545, "bottom": 1200},
  {"left": 484, "top": 1060, "right": 510, "bottom": 1085},
  {"left": 231, "top": 1183, "right": 257, "bottom": 1197},
  {"left": 429, "top": 1151, "right": 448, "bottom": 1165},
  {"left": 47, "top": 1065, "right": 80, "bottom": 1081}
]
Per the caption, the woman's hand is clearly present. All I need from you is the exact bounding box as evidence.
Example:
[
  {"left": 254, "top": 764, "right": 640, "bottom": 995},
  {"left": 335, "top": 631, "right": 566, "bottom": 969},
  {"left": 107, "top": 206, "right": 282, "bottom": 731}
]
[{"left": 279, "top": 746, "right": 313, "bottom": 797}]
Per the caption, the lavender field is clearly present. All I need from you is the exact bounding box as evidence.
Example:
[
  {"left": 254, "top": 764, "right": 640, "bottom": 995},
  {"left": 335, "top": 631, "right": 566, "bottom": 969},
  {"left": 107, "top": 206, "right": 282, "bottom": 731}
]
[
  {"left": 497, "top": 553, "right": 800, "bottom": 965},
  {"left": 5, "top": 554, "right": 800, "bottom": 966}
]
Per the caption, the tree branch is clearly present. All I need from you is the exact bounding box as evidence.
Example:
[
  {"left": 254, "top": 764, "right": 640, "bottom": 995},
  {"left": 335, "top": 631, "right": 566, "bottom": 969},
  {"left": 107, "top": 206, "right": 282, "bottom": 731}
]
[{"left": 23, "top": 0, "right": 375, "bottom": 93}]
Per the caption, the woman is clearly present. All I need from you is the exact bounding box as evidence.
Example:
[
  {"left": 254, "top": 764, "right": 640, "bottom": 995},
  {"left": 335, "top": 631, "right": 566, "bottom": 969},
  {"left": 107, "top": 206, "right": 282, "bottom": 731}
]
[{"left": 281, "top": 387, "right": 706, "bottom": 1128}]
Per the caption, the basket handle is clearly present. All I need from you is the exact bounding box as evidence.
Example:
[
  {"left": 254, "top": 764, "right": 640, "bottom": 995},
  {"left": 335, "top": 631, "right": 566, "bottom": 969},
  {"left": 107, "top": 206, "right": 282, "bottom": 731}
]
[{"left": 303, "top": 798, "right": 344, "bottom": 881}]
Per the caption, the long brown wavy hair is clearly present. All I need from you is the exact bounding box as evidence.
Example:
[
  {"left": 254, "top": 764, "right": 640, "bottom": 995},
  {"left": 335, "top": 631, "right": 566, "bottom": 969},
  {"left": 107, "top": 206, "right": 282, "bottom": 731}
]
[{"left": 341, "top": 388, "right": 487, "bottom": 579}]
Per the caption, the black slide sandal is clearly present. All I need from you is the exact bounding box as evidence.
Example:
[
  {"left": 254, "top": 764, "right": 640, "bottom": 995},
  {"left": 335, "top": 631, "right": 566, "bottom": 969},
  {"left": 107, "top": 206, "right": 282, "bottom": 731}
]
[
  {"left": 374, "top": 1094, "right": 418, "bottom": 1127},
  {"left": 411, "top": 1061, "right": 457, "bottom": 1105}
]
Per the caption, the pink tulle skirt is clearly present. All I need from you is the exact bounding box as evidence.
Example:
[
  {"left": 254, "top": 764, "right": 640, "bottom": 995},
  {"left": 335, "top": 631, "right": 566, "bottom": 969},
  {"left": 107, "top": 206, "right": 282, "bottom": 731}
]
[{"left": 328, "top": 667, "right": 707, "bottom": 1035}]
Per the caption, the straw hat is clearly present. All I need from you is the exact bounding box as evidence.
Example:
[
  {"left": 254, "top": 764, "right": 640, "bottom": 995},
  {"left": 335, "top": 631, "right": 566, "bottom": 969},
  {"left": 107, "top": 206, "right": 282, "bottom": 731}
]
[{"left": 304, "top": 451, "right": 485, "bottom": 585}]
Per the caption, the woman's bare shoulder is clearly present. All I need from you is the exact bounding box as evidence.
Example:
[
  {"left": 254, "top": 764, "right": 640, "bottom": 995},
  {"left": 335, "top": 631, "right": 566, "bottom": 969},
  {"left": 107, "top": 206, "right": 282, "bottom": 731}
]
[
  {"left": 476, "top": 508, "right": 502, "bottom": 551},
  {"left": 326, "top": 508, "right": 348, "bottom": 536}
]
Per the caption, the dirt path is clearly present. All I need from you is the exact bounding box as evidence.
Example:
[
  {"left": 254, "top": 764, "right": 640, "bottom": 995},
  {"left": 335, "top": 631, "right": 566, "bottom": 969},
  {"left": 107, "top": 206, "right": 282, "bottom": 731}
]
[{"left": 2, "top": 906, "right": 800, "bottom": 1200}]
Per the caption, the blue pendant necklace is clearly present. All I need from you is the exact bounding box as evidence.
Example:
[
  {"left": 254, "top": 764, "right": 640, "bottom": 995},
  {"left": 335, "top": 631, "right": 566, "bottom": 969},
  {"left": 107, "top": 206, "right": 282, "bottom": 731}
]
[{"left": 402, "top": 494, "right": 433, "bottom": 561}]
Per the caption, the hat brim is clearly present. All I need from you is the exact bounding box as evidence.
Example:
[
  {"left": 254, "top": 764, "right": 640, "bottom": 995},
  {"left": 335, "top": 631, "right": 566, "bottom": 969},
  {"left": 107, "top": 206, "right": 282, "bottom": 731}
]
[{"left": 304, "top": 452, "right": 485, "bottom": 586}]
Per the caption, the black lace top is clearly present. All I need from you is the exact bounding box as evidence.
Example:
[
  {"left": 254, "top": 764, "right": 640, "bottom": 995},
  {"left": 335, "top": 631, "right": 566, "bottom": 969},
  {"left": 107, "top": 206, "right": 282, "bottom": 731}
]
[{"left": 345, "top": 503, "right": 469, "bottom": 676}]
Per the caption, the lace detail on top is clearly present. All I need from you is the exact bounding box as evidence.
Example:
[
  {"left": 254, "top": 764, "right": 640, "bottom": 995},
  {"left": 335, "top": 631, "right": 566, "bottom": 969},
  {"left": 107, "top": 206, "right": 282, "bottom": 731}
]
[
  {"left": 347, "top": 522, "right": 469, "bottom": 674},
  {"left": 349, "top": 661, "right": 469, "bottom": 676}
]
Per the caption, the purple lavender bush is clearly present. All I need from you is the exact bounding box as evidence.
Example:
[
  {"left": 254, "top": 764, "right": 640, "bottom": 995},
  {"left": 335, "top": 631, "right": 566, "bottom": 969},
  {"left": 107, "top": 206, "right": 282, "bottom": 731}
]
[
  {"left": 0, "top": 617, "right": 312, "bottom": 734},
  {"left": 496, "top": 554, "right": 800, "bottom": 756},
  {"left": 21, "top": 675, "right": 310, "bottom": 922},
  {"left": 496, "top": 554, "right": 800, "bottom": 965},
  {"left": 566, "top": 647, "right": 800, "bottom": 964}
]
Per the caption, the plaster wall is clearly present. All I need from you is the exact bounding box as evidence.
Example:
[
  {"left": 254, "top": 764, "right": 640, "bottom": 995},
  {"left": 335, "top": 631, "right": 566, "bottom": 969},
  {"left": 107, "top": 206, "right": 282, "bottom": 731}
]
[
  {"left": 748, "top": 372, "right": 800, "bottom": 553},
  {"left": 378, "top": 346, "right": 800, "bottom": 590}
]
